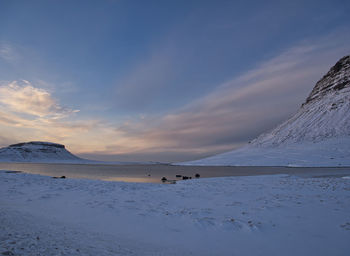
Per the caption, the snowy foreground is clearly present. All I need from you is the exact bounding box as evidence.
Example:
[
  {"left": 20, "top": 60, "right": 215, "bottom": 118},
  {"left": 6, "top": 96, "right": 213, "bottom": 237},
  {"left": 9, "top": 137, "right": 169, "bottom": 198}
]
[{"left": 1, "top": 171, "right": 350, "bottom": 256}]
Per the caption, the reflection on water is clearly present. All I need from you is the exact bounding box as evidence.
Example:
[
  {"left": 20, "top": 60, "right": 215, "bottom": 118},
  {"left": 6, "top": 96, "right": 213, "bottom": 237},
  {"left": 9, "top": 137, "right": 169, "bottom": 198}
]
[
  {"left": 102, "top": 176, "right": 160, "bottom": 183},
  {"left": 0, "top": 162, "right": 197, "bottom": 184},
  {"left": 0, "top": 162, "right": 349, "bottom": 184}
]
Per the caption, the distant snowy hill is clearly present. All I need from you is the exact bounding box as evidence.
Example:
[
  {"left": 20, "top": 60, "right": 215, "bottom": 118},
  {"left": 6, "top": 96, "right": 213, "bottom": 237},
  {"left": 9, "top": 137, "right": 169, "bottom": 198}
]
[
  {"left": 0, "top": 141, "right": 88, "bottom": 163},
  {"left": 181, "top": 55, "right": 350, "bottom": 167},
  {"left": 0, "top": 141, "right": 156, "bottom": 164}
]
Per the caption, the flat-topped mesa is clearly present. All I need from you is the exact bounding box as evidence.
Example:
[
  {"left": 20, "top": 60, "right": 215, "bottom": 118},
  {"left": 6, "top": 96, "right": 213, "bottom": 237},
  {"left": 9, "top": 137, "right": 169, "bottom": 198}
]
[
  {"left": 304, "top": 55, "right": 350, "bottom": 105},
  {"left": 0, "top": 141, "right": 83, "bottom": 162},
  {"left": 9, "top": 141, "right": 65, "bottom": 149}
]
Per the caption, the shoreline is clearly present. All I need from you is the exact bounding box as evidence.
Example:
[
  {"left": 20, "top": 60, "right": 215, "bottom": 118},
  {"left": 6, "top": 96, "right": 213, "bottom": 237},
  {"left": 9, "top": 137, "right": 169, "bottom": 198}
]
[{"left": 1, "top": 163, "right": 350, "bottom": 183}]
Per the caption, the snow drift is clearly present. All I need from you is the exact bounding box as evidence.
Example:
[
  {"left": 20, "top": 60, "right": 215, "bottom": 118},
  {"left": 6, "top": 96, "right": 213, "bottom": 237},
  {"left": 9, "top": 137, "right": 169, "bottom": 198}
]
[{"left": 181, "top": 55, "right": 350, "bottom": 167}]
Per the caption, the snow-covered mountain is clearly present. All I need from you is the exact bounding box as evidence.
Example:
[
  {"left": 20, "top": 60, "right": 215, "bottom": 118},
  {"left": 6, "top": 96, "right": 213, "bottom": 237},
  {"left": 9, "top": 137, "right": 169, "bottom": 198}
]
[
  {"left": 0, "top": 141, "right": 86, "bottom": 163},
  {"left": 181, "top": 55, "right": 350, "bottom": 167},
  {"left": 0, "top": 141, "right": 156, "bottom": 164}
]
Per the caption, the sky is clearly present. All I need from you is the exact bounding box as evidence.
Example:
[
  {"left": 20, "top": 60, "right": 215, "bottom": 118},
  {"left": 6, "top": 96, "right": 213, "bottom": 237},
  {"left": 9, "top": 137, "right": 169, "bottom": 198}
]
[{"left": 0, "top": 0, "right": 350, "bottom": 162}]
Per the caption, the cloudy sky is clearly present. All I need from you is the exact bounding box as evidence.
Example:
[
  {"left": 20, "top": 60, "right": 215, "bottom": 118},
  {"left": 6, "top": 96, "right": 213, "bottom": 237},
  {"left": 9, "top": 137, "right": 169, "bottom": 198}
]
[{"left": 0, "top": 0, "right": 350, "bottom": 162}]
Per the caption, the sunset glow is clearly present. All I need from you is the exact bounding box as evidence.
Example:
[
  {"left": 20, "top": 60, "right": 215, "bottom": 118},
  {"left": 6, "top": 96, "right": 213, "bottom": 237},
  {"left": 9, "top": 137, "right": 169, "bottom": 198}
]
[{"left": 1, "top": 1, "right": 349, "bottom": 162}]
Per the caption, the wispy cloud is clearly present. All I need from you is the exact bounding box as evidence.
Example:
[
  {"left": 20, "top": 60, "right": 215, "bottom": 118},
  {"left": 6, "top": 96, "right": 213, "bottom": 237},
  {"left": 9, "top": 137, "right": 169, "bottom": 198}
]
[
  {"left": 0, "top": 32, "right": 349, "bottom": 162},
  {"left": 0, "top": 43, "right": 20, "bottom": 64},
  {"left": 99, "top": 34, "right": 350, "bottom": 162},
  {"left": 0, "top": 80, "right": 79, "bottom": 119},
  {"left": 114, "top": 48, "right": 177, "bottom": 111}
]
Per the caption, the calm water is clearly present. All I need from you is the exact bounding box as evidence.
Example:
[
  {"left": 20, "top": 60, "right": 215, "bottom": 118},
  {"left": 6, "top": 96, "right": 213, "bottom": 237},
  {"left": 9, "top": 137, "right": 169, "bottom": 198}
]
[{"left": 1, "top": 163, "right": 349, "bottom": 183}]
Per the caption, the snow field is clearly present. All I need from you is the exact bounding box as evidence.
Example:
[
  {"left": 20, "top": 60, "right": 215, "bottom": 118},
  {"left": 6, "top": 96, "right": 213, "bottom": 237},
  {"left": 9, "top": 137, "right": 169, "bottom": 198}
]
[{"left": 1, "top": 171, "right": 350, "bottom": 255}]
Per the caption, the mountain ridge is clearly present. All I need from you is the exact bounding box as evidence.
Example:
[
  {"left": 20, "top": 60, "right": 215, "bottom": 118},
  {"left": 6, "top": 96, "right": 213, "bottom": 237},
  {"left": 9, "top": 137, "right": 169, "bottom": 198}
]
[{"left": 305, "top": 55, "right": 350, "bottom": 104}]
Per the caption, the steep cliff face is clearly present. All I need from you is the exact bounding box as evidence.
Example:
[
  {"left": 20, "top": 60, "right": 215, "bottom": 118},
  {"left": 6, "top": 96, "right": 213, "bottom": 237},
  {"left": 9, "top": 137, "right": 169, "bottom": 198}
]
[
  {"left": 305, "top": 55, "right": 350, "bottom": 104},
  {"left": 0, "top": 141, "right": 83, "bottom": 163},
  {"left": 182, "top": 55, "right": 350, "bottom": 167}
]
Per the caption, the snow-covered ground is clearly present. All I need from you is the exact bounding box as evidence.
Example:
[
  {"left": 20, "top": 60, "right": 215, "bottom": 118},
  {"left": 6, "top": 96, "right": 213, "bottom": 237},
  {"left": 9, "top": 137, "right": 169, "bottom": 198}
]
[
  {"left": 180, "top": 137, "right": 350, "bottom": 167},
  {"left": 1, "top": 170, "right": 350, "bottom": 255}
]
